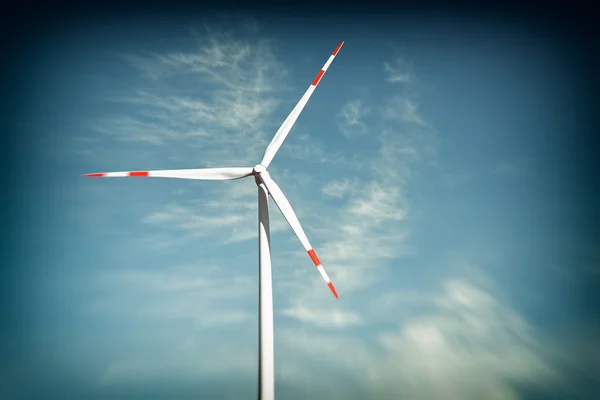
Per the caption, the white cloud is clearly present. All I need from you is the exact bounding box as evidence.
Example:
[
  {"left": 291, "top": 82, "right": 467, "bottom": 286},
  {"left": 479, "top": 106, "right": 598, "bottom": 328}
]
[
  {"left": 347, "top": 181, "right": 408, "bottom": 222},
  {"left": 85, "top": 263, "right": 258, "bottom": 345},
  {"left": 370, "top": 279, "right": 558, "bottom": 399},
  {"left": 88, "top": 265, "right": 256, "bottom": 303},
  {"left": 143, "top": 203, "right": 247, "bottom": 230},
  {"left": 383, "top": 57, "right": 414, "bottom": 84},
  {"left": 91, "top": 26, "right": 289, "bottom": 169},
  {"left": 100, "top": 343, "right": 257, "bottom": 385},
  {"left": 92, "top": 270, "right": 565, "bottom": 398},
  {"left": 321, "top": 178, "right": 358, "bottom": 199},
  {"left": 281, "top": 304, "right": 364, "bottom": 328},
  {"left": 336, "top": 99, "right": 370, "bottom": 138},
  {"left": 139, "top": 183, "right": 291, "bottom": 245},
  {"left": 83, "top": 25, "right": 304, "bottom": 251},
  {"left": 277, "top": 55, "right": 433, "bottom": 324},
  {"left": 383, "top": 96, "right": 428, "bottom": 127},
  {"left": 283, "top": 132, "right": 348, "bottom": 165},
  {"left": 278, "top": 278, "right": 560, "bottom": 400}
]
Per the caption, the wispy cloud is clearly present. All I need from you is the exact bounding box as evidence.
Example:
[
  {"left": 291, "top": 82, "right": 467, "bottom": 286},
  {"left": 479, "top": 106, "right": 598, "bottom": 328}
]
[
  {"left": 84, "top": 24, "right": 303, "bottom": 251},
  {"left": 278, "top": 54, "right": 435, "bottom": 319},
  {"left": 87, "top": 264, "right": 257, "bottom": 328},
  {"left": 336, "top": 99, "right": 370, "bottom": 138},
  {"left": 383, "top": 57, "right": 414, "bottom": 84},
  {"left": 281, "top": 304, "right": 364, "bottom": 328},
  {"left": 81, "top": 25, "right": 296, "bottom": 345},
  {"left": 90, "top": 25, "right": 289, "bottom": 168},
  {"left": 100, "top": 342, "right": 257, "bottom": 385},
  {"left": 321, "top": 178, "right": 359, "bottom": 199},
  {"left": 283, "top": 132, "right": 348, "bottom": 165},
  {"left": 277, "top": 277, "right": 561, "bottom": 399},
  {"left": 383, "top": 96, "right": 428, "bottom": 127},
  {"left": 367, "top": 279, "right": 559, "bottom": 399},
  {"left": 144, "top": 203, "right": 247, "bottom": 230},
  {"left": 141, "top": 194, "right": 290, "bottom": 245}
]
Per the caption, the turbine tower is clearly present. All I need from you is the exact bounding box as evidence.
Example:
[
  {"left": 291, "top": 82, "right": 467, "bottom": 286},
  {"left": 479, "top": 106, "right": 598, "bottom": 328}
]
[{"left": 84, "top": 41, "right": 345, "bottom": 400}]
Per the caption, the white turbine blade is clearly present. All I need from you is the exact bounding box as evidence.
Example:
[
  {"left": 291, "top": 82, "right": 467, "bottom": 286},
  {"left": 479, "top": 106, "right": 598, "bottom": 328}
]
[
  {"left": 82, "top": 167, "right": 253, "bottom": 180},
  {"left": 260, "top": 41, "right": 345, "bottom": 168},
  {"left": 259, "top": 172, "right": 339, "bottom": 300}
]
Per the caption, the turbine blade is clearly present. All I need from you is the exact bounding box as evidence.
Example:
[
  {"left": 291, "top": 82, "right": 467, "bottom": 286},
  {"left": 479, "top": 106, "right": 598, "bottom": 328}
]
[
  {"left": 260, "top": 41, "right": 345, "bottom": 168},
  {"left": 82, "top": 167, "right": 253, "bottom": 180},
  {"left": 260, "top": 172, "right": 339, "bottom": 300}
]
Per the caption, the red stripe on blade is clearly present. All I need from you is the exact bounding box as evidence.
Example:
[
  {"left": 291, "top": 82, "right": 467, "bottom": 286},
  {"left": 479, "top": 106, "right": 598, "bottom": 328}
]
[
  {"left": 328, "top": 282, "right": 339, "bottom": 300},
  {"left": 128, "top": 171, "right": 149, "bottom": 177},
  {"left": 312, "top": 70, "right": 325, "bottom": 86},
  {"left": 83, "top": 173, "right": 104, "bottom": 177},
  {"left": 307, "top": 249, "right": 321, "bottom": 266},
  {"left": 332, "top": 41, "right": 344, "bottom": 56}
]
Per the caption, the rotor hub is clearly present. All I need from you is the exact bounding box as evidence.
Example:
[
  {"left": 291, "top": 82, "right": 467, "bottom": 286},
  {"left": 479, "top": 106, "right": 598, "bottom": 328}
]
[{"left": 253, "top": 164, "right": 266, "bottom": 175}]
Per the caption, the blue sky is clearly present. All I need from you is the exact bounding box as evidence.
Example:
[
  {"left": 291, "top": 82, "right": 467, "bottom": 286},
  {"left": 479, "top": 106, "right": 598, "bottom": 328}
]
[{"left": 3, "top": 11, "right": 598, "bottom": 399}]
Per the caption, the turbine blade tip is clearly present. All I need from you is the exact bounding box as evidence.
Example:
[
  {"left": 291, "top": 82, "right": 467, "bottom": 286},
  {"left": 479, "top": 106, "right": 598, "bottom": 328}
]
[
  {"left": 328, "top": 282, "right": 339, "bottom": 300},
  {"left": 333, "top": 41, "right": 345, "bottom": 56}
]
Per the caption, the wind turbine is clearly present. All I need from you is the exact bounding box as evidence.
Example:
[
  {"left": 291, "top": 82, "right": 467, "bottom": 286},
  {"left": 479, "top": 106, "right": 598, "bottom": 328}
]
[{"left": 83, "top": 41, "right": 345, "bottom": 400}]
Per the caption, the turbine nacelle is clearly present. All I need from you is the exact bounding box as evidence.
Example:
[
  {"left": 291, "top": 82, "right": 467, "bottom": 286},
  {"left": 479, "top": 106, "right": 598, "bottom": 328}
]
[
  {"left": 253, "top": 164, "right": 268, "bottom": 185},
  {"left": 253, "top": 164, "right": 267, "bottom": 175}
]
